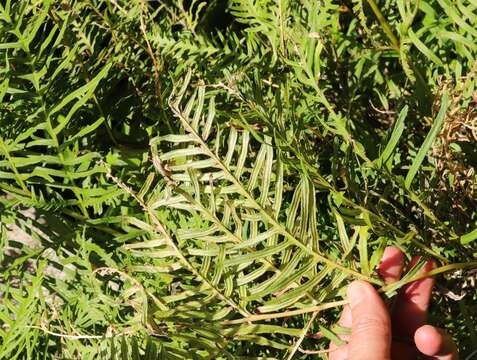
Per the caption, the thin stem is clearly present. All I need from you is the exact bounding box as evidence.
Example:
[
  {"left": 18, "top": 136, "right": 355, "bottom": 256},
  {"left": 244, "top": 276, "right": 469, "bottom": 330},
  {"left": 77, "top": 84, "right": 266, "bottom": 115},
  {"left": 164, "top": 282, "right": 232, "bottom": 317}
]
[
  {"left": 367, "top": 0, "right": 400, "bottom": 50},
  {"left": 380, "top": 261, "right": 477, "bottom": 293},
  {"left": 286, "top": 312, "right": 318, "bottom": 360},
  {"left": 27, "top": 325, "right": 132, "bottom": 340},
  {"left": 222, "top": 300, "right": 348, "bottom": 325}
]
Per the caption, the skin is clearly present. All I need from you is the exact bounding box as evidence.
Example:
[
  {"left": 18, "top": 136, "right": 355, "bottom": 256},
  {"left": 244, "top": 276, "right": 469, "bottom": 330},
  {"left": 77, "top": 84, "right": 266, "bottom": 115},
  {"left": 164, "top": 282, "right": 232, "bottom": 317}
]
[{"left": 329, "top": 247, "right": 459, "bottom": 360}]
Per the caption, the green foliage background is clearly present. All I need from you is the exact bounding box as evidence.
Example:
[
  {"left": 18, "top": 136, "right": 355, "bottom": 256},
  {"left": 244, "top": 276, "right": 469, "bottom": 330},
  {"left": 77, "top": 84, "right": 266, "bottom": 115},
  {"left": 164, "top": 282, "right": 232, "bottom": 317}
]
[{"left": 0, "top": 0, "right": 476, "bottom": 358}]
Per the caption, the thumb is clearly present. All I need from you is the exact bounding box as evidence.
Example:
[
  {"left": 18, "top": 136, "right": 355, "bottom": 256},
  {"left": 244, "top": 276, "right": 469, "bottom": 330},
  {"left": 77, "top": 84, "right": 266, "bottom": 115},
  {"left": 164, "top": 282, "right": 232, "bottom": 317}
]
[{"left": 348, "top": 281, "right": 392, "bottom": 360}]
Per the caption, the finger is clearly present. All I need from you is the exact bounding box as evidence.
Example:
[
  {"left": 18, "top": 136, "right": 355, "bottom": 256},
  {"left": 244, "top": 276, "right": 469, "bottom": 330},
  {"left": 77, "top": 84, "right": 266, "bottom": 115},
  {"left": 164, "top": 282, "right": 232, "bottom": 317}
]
[
  {"left": 328, "top": 342, "right": 348, "bottom": 360},
  {"left": 329, "top": 306, "right": 351, "bottom": 360},
  {"left": 378, "top": 246, "right": 405, "bottom": 284},
  {"left": 415, "top": 325, "right": 459, "bottom": 360},
  {"left": 336, "top": 305, "right": 352, "bottom": 338},
  {"left": 392, "top": 257, "right": 436, "bottom": 337},
  {"left": 348, "top": 281, "right": 391, "bottom": 360}
]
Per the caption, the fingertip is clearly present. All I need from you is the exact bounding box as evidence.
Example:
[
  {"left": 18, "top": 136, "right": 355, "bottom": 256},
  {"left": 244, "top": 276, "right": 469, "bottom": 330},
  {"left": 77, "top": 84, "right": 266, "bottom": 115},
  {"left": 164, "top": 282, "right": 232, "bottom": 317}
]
[
  {"left": 382, "top": 246, "right": 404, "bottom": 261},
  {"left": 415, "top": 325, "right": 458, "bottom": 358},
  {"left": 347, "top": 280, "right": 376, "bottom": 308},
  {"left": 378, "top": 246, "right": 404, "bottom": 284},
  {"left": 415, "top": 325, "right": 443, "bottom": 355}
]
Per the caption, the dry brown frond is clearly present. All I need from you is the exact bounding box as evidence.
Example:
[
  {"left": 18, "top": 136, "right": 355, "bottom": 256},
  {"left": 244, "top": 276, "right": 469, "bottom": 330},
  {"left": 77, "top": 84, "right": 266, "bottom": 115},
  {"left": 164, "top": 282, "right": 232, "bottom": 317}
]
[{"left": 432, "top": 74, "right": 477, "bottom": 199}]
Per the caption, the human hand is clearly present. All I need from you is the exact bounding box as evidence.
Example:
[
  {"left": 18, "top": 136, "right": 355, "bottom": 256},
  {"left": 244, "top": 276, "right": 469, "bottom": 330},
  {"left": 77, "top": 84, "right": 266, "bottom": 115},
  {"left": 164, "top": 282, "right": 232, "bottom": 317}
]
[{"left": 329, "top": 247, "right": 458, "bottom": 360}]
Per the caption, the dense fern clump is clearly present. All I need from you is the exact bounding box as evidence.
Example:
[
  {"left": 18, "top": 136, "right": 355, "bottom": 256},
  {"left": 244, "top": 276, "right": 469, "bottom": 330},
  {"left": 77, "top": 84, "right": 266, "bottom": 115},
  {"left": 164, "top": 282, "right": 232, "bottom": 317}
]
[{"left": 1, "top": 0, "right": 476, "bottom": 358}]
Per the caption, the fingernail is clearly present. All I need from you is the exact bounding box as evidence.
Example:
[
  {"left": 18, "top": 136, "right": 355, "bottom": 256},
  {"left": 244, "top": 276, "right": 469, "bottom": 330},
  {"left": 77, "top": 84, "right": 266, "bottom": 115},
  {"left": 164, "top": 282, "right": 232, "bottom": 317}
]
[{"left": 347, "top": 281, "right": 369, "bottom": 309}]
